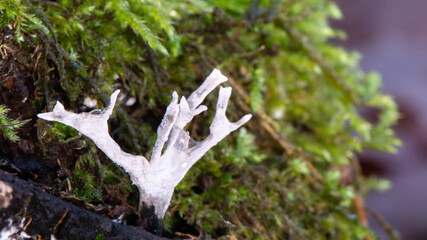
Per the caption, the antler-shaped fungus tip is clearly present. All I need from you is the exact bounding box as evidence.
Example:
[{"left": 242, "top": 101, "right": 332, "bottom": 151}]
[
  {"left": 187, "top": 69, "right": 228, "bottom": 109},
  {"left": 53, "top": 101, "right": 65, "bottom": 112},
  {"left": 37, "top": 101, "right": 65, "bottom": 122},
  {"left": 103, "top": 89, "right": 120, "bottom": 117},
  {"left": 37, "top": 69, "right": 252, "bottom": 221},
  {"left": 209, "top": 68, "right": 228, "bottom": 82}
]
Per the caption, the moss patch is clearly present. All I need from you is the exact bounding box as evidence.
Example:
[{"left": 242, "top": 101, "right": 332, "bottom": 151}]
[{"left": 0, "top": 0, "right": 399, "bottom": 239}]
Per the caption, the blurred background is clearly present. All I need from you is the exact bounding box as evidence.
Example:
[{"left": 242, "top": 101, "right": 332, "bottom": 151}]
[{"left": 332, "top": 0, "right": 427, "bottom": 239}]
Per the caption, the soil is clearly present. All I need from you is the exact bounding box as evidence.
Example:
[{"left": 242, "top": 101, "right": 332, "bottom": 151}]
[{"left": 1, "top": 26, "right": 76, "bottom": 189}]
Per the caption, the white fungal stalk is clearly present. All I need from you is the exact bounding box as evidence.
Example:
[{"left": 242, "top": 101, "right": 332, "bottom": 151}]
[{"left": 38, "top": 69, "right": 252, "bottom": 219}]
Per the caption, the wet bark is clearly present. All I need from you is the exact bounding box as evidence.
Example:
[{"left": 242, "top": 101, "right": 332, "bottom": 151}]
[{"left": 0, "top": 169, "right": 167, "bottom": 240}]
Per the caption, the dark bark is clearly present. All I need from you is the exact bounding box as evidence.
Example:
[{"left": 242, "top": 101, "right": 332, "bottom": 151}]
[
  {"left": 138, "top": 203, "right": 164, "bottom": 236},
  {"left": 0, "top": 169, "right": 167, "bottom": 240}
]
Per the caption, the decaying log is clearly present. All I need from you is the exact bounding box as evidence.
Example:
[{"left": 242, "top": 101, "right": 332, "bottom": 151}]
[{"left": 0, "top": 169, "right": 167, "bottom": 240}]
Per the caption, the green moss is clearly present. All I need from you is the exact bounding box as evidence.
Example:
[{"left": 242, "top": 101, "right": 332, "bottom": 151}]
[
  {"left": 3, "top": 0, "right": 400, "bottom": 238},
  {"left": 72, "top": 151, "right": 101, "bottom": 203},
  {"left": 94, "top": 231, "right": 103, "bottom": 240},
  {"left": 48, "top": 122, "right": 79, "bottom": 141},
  {"left": 0, "top": 0, "right": 48, "bottom": 41},
  {"left": 0, "top": 106, "right": 27, "bottom": 142}
]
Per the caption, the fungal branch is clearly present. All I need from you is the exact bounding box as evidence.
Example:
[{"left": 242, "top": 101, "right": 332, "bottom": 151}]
[{"left": 38, "top": 69, "right": 251, "bottom": 224}]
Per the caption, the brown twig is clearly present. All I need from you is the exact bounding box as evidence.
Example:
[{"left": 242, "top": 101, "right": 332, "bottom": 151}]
[
  {"left": 33, "top": 52, "right": 42, "bottom": 75},
  {"left": 368, "top": 208, "right": 401, "bottom": 240},
  {"left": 23, "top": 217, "right": 32, "bottom": 231},
  {"left": 0, "top": 44, "right": 14, "bottom": 58},
  {"left": 353, "top": 194, "right": 368, "bottom": 227},
  {"left": 352, "top": 194, "right": 372, "bottom": 240},
  {"left": 227, "top": 76, "right": 293, "bottom": 155},
  {"left": 53, "top": 209, "right": 69, "bottom": 231},
  {"left": 174, "top": 232, "right": 200, "bottom": 240}
]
